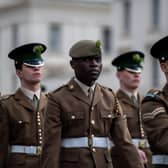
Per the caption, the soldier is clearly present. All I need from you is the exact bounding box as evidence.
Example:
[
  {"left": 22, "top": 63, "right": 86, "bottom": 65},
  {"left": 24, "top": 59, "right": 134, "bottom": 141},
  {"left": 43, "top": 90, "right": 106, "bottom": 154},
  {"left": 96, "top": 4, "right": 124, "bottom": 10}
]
[
  {"left": 0, "top": 43, "right": 48, "bottom": 168},
  {"left": 42, "top": 40, "right": 144, "bottom": 168},
  {"left": 111, "top": 51, "right": 152, "bottom": 168},
  {"left": 142, "top": 36, "right": 168, "bottom": 168}
]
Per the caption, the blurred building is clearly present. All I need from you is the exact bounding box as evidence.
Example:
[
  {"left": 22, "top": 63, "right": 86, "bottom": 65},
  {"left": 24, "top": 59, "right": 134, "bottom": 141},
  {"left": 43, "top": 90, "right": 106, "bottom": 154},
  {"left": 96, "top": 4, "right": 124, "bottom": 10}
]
[{"left": 0, "top": 0, "right": 167, "bottom": 94}]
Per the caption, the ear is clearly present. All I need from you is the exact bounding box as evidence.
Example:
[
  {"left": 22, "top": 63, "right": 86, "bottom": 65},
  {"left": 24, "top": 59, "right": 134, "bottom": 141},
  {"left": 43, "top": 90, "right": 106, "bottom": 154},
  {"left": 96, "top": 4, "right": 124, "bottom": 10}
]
[
  {"left": 70, "top": 60, "right": 75, "bottom": 70},
  {"left": 160, "top": 62, "right": 168, "bottom": 73},
  {"left": 116, "top": 71, "right": 120, "bottom": 79},
  {"left": 16, "top": 69, "right": 22, "bottom": 78}
]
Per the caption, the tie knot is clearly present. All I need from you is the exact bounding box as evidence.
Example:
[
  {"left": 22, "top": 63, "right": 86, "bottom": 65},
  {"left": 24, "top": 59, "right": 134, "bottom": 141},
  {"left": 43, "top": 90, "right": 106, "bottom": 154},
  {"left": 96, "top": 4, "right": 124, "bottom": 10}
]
[{"left": 33, "top": 94, "right": 38, "bottom": 101}]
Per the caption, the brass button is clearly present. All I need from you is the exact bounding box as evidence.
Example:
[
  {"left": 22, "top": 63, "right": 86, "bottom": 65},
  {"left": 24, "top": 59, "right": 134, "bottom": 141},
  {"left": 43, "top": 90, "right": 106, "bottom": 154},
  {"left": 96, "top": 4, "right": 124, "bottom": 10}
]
[
  {"left": 92, "top": 148, "right": 96, "bottom": 152},
  {"left": 91, "top": 107, "right": 94, "bottom": 111},
  {"left": 69, "top": 84, "right": 74, "bottom": 90},
  {"left": 18, "top": 120, "right": 23, "bottom": 124},
  {"left": 91, "top": 120, "right": 95, "bottom": 125},
  {"left": 108, "top": 114, "right": 112, "bottom": 118},
  {"left": 38, "top": 129, "right": 42, "bottom": 132},
  {"left": 71, "top": 115, "right": 76, "bottom": 119}
]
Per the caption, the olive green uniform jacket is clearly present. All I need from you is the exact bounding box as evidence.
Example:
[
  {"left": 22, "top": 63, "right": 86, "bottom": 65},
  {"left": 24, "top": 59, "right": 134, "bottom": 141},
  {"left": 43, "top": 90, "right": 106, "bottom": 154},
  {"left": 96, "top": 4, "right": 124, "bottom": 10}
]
[
  {"left": 111, "top": 90, "right": 152, "bottom": 168},
  {"left": 0, "top": 88, "right": 48, "bottom": 168},
  {"left": 42, "top": 79, "right": 144, "bottom": 168},
  {"left": 142, "top": 84, "right": 168, "bottom": 168}
]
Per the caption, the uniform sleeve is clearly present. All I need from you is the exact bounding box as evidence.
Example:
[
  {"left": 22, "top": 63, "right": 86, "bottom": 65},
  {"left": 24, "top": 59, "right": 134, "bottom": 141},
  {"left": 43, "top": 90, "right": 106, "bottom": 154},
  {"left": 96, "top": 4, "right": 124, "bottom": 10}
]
[
  {"left": 110, "top": 101, "right": 144, "bottom": 168},
  {"left": 41, "top": 93, "right": 62, "bottom": 168},
  {"left": 142, "top": 100, "right": 168, "bottom": 153},
  {"left": 0, "top": 102, "right": 9, "bottom": 168}
]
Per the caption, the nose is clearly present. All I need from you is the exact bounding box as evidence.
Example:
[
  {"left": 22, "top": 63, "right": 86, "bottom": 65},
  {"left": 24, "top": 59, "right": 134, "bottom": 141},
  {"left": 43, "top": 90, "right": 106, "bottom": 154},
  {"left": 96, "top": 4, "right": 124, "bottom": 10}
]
[
  {"left": 134, "top": 72, "right": 141, "bottom": 77},
  {"left": 33, "top": 66, "right": 41, "bottom": 71}
]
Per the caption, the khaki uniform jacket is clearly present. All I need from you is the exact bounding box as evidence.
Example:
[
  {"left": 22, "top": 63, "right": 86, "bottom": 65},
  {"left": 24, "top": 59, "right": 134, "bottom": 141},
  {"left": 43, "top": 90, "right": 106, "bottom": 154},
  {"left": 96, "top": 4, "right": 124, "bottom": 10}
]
[
  {"left": 142, "top": 84, "right": 168, "bottom": 167},
  {"left": 0, "top": 88, "right": 48, "bottom": 168},
  {"left": 42, "top": 79, "right": 144, "bottom": 168},
  {"left": 111, "top": 90, "right": 152, "bottom": 168}
]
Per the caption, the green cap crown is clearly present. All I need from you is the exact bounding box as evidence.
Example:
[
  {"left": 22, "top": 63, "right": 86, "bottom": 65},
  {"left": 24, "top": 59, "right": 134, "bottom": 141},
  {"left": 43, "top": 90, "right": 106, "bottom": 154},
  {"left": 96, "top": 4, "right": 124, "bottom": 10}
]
[
  {"left": 112, "top": 51, "right": 145, "bottom": 73},
  {"left": 8, "top": 43, "right": 46, "bottom": 66}
]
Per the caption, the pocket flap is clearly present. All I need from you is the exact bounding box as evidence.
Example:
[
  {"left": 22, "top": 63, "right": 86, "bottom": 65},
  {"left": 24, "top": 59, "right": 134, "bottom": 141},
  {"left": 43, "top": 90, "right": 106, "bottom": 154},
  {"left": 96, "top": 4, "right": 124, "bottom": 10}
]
[
  {"left": 67, "top": 111, "right": 84, "bottom": 120},
  {"left": 100, "top": 110, "right": 114, "bottom": 119}
]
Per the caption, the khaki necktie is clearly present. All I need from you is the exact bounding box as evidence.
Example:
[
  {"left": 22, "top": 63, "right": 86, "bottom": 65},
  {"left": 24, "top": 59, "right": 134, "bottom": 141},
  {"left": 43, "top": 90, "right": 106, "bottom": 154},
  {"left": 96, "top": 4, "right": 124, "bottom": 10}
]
[
  {"left": 131, "top": 95, "right": 138, "bottom": 106},
  {"left": 88, "top": 87, "right": 93, "bottom": 102},
  {"left": 33, "top": 94, "right": 39, "bottom": 109}
]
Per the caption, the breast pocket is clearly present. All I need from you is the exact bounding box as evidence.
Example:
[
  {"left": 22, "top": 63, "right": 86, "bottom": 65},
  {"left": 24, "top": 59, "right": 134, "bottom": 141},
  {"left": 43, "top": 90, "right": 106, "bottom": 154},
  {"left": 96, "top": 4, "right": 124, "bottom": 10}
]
[
  {"left": 100, "top": 110, "right": 114, "bottom": 134},
  {"left": 11, "top": 119, "right": 31, "bottom": 141},
  {"left": 62, "top": 111, "right": 85, "bottom": 136}
]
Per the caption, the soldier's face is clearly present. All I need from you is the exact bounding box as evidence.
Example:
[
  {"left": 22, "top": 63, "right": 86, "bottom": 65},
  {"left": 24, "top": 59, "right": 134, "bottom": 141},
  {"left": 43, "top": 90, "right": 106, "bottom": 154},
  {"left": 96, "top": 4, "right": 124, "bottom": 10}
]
[
  {"left": 160, "top": 61, "right": 168, "bottom": 73},
  {"left": 16, "top": 64, "right": 44, "bottom": 85},
  {"left": 70, "top": 56, "right": 102, "bottom": 86},
  {"left": 117, "top": 70, "right": 141, "bottom": 91}
]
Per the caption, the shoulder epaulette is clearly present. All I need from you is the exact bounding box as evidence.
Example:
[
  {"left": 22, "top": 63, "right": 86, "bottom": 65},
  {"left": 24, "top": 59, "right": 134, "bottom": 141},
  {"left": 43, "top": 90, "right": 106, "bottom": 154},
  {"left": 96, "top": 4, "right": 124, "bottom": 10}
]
[
  {"left": 0, "top": 94, "right": 12, "bottom": 101},
  {"left": 52, "top": 85, "right": 66, "bottom": 93},
  {"left": 99, "top": 84, "right": 113, "bottom": 92},
  {"left": 142, "top": 89, "right": 162, "bottom": 103}
]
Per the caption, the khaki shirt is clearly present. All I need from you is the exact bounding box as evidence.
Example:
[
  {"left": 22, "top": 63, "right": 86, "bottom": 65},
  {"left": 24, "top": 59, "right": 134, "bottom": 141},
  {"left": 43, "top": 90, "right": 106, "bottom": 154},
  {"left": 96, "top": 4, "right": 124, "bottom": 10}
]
[
  {"left": 42, "top": 79, "right": 144, "bottom": 168},
  {"left": 0, "top": 88, "right": 48, "bottom": 168}
]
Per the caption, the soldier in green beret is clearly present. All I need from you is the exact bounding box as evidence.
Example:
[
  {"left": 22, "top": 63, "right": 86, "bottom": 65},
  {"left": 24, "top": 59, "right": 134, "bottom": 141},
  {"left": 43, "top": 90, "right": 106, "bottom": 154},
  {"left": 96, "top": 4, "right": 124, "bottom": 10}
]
[
  {"left": 111, "top": 51, "right": 152, "bottom": 168},
  {"left": 0, "top": 43, "right": 48, "bottom": 168},
  {"left": 42, "top": 40, "right": 144, "bottom": 168},
  {"left": 142, "top": 36, "right": 168, "bottom": 168}
]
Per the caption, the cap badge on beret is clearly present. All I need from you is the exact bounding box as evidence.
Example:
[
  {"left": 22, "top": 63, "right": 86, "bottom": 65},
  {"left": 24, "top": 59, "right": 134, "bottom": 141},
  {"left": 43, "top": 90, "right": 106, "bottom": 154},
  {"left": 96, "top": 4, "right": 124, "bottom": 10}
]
[
  {"left": 95, "top": 40, "right": 101, "bottom": 52},
  {"left": 133, "top": 54, "right": 144, "bottom": 64},
  {"left": 33, "top": 45, "right": 44, "bottom": 55}
]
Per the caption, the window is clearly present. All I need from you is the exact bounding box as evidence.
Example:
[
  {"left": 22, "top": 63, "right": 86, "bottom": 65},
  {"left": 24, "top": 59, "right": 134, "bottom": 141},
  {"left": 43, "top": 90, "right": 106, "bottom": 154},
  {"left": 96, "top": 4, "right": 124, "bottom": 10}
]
[
  {"left": 123, "top": 0, "right": 131, "bottom": 35},
  {"left": 49, "top": 24, "right": 62, "bottom": 52},
  {"left": 151, "top": 0, "right": 160, "bottom": 30},
  {"left": 102, "top": 26, "right": 112, "bottom": 54}
]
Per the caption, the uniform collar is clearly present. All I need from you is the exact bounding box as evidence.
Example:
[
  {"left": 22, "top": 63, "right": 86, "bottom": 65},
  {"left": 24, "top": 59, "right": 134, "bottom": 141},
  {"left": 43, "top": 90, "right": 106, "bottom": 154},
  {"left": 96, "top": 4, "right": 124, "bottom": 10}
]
[
  {"left": 121, "top": 89, "right": 138, "bottom": 100},
  {"left": 74, "top": 77, "right": 95, "bottom": 96},
  {"left": 20, "top": 86, "right": 41, "bottom": 100}
]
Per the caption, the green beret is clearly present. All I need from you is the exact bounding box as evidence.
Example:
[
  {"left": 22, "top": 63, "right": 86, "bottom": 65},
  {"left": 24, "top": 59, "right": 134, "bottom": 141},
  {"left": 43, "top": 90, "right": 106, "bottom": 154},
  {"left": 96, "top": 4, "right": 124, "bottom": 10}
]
[
  {"left": 69, "top": 40, "right": 101, "bottom": 58},
  {"left": 150, "top": 36, "right": 168, "bottom": 62},
  {"left": 112, "top": 51, "right": 145, "bottom": 73},
  {"left": 8, "top": 43, "right": 47, "bottom": 67}
]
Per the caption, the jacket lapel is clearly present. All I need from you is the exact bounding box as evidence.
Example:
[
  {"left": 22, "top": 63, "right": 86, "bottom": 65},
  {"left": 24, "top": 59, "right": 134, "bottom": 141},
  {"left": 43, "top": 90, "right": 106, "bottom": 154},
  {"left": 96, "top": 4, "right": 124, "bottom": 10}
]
[
  {"left": 92, "top": 84, "right": 102, "bottom": 106},
  {"left": 117, "top": 89, "right": 139, "bottom": 108},
  {"left": 67, "top": 79, "right": 90, "bottom": 105},
  {"left": 14, "top": 88, "right": 34, "bottom": 111},
  {"left": 38, "top": 92, "right": 48, "bottom": 111}
]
